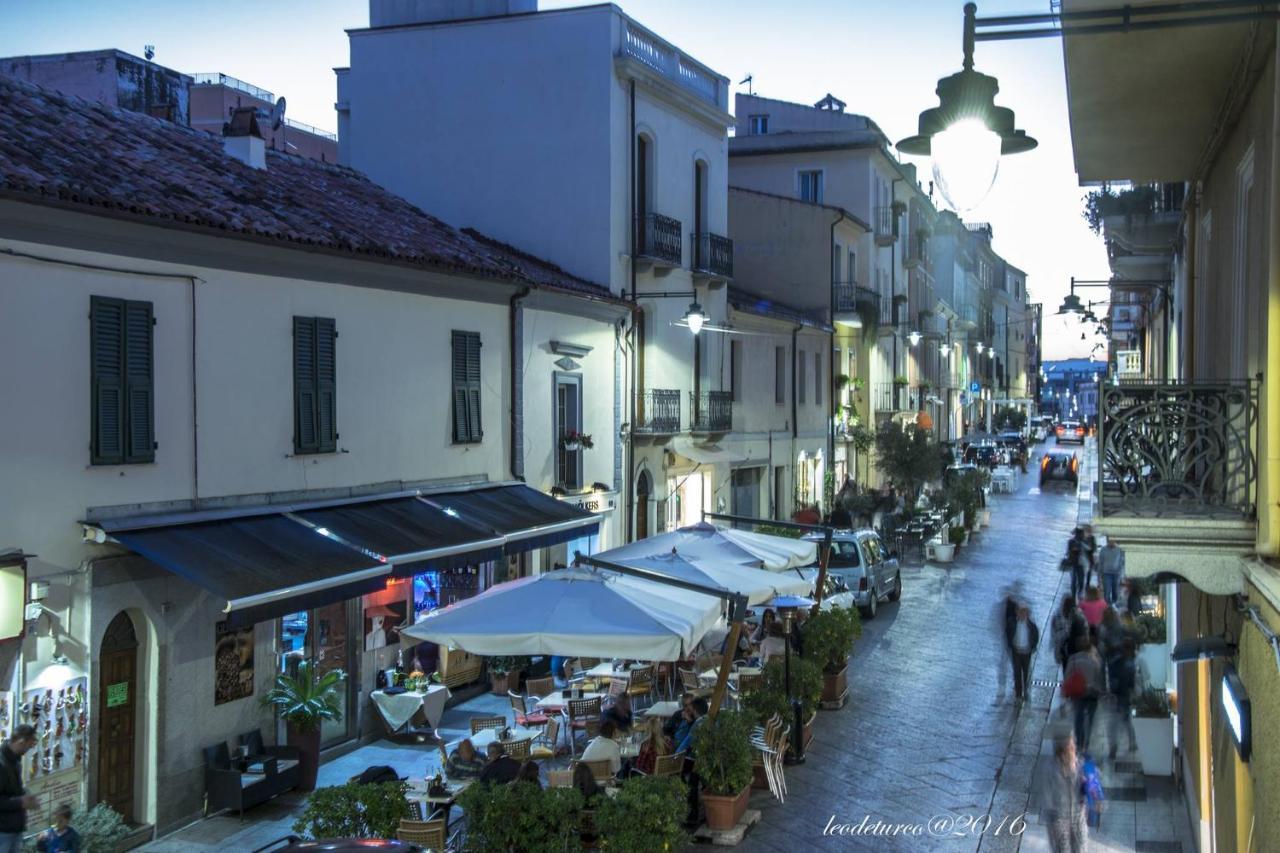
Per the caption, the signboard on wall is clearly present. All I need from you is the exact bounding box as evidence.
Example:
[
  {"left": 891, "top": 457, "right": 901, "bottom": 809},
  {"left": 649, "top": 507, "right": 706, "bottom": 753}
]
[
  {"left": 0, "top": 559, "right": 25, "bottom": 643},
  {"left": 214, "top": 620, "right": 255, "bottom": 705}
]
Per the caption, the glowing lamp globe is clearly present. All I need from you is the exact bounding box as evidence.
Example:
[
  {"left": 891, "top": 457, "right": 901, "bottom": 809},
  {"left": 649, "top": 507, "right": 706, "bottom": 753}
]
[
  {"left": 931, "top": 119, "right": 1002, "bottom": 212},
  {"left": 684, "top": 301, "right": 706, "bottom": 335}
]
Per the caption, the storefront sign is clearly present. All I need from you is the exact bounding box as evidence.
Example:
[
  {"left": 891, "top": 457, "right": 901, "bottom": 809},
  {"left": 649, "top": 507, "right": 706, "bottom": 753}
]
[
  {"left": 214, "top": 620, "right": 255, "bottom": 705},
  {"left": 106, "top": 681, "right": 128, "bottom": 708},
  {"left": 1222, "top": 664, "right": 1251, "bottom": 761}
]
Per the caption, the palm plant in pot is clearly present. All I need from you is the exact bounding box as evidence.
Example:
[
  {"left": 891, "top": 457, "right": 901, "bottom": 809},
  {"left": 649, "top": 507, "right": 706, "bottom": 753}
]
[
  {"left": 803, "top": 607, "right": 862, "bottom": 706},
  {"left": 693, "top": 710, "right": 754, "bottom": 832},
  {"left": 262, "top": 661, "right": 345, "bottom": 790}
]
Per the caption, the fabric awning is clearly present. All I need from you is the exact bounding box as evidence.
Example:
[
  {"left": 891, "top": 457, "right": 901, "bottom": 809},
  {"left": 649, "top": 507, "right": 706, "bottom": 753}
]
[
  {"left": 420, "top": 484, "right": 600, "bottom": 550},
  {"left": 671, "top": 436, "right": 747, "bottom": 465}
]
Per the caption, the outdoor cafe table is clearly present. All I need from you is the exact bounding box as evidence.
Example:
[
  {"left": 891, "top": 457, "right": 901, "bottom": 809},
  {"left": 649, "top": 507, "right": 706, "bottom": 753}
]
[
  {"left": 534, "top": 690, "right": 604, "bottom": 713},
  {"left": 406, "top": 777, "right": 472, "bottom": 827},
  {"left": 698, "top": 665, "right": 761, "bottom": 686},
  {"left": 581, "top": 662, "right": 649, "bottom": 681},
  {"left": 450, "top": 726, "right": 541, "bottom": 754},
  {"left": 370, "top": 685, "right": 451, "bottom": 735},
  {"left": 644, "top": 700, "right": 681, "bottom": 719}
]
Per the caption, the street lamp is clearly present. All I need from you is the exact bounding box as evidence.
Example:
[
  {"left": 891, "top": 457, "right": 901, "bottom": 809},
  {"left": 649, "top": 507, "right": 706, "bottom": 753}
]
[
  {"left": 908, "top": 331, "right": 922, "bottom": 346},
  {"left": 769, "top": 594, "right": 815, "bottom": 764},
  {"left": 975, "top": 342, "right": 985, "bottom": 354},
  {"left": 684, "top": 301, "right": 706, "bottom": 335},
  {"left": 896, "top": 3, "right": 1037, "bottom": 211}
]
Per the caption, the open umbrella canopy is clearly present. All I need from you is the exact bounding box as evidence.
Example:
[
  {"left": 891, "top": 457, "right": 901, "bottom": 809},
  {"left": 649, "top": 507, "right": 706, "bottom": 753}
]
[
  {"left": 596, "top": 522, "right": 817, "bottom": 572},
  {"left": 400, "top": 567, "right": 720, "bottom": 660},
  {"left": 612, "top": 550, "right": 813, "bottom": 606}
]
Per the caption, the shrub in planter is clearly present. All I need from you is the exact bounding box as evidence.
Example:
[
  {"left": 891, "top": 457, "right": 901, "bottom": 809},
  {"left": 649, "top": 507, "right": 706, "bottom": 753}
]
[
  {"left": 597, "top": 774, "right": 688, "bottom": 852},
  {"left": 1132, "top": 687, "right": 1174, "bottom": 776},
  {"left": 1136, "top": 614, "right": 1167, "bottom": 645},
  {"left": 293, "top": 780, "right": 410, "bottom": 840},
  {"left": 803, "top": 608, "right": 862, "bottom": 702},
  {"left": 64, "top": 803, "right": 129, "bottom": 852},
  {"left": 948, "top": 526, "right": 967, "bottom": 547},
  {"left": 487, "top": 655, "right": 529, "bottom": 694},
  {"left": 743, "top": 656, "right": 823, "bottom": 724},
  {"left": 459, "top": 781, "right": 583, "bottom": 853},
  {"left": 693, "top": 710, "right": 754, "bottom": 831}
]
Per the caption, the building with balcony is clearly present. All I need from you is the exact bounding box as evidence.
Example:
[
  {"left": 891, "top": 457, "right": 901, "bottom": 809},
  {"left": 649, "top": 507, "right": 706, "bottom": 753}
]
[
  {"left": 337, "top": 0, "right": 733, "bottom": 543},
  {"left": 190, "top": 73, "right": 338, "bottom": 163},
  {"left": 1063, "top": 8, "right": 1280, "bottom": 846}
]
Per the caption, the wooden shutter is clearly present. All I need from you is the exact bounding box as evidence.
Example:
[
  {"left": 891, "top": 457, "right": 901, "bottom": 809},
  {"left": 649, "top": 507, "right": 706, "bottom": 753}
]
[
  {"left": 315, "top": 318, "right": 337, "bottom": 452},
  {"left": 91, "top": 296, "right": 126, "bottom": 464},
  {"left": 452, "top": 331, "right": 482, "bottom": 443},
  {"left": 123, "top": 300, "right": 155, "bottom": 462},
  {"left": 294, "top": 317, "right": 318, "bottom": 453}
]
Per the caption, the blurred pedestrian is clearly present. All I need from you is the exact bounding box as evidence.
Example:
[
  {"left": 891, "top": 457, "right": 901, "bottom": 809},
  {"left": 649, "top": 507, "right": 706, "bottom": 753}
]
[
  {"left": 0, "top": 725, "right": 39, "bottom": 853},
  {"left": 1065, "top": 529, "right": 1088, "bottom": 600},
  {"left": 1098, "top": 538, "right": 1125, "bottom": 605},
  {"left": 1081, "top": 524, "right": 1098, "bottom": 587},
  {"left": 1078, "top": 586, "right": 1107, "bottom": 627},
  {"left": 1051, "top": 596, "right": 1088, "bottom": 680},
  {"left": 1035, "top": 732, "right": 1087, "bottom": 852},
  {"left": 1065, "top": 635, "right": 1104, "bottom": 752},
  {"left": 993, "top": 584, "right": 1022, "bottom": 700},
  {"left": 1107, "top": 639, "right": 1139, "bottom": 761},
  {"left": 1005, "top": 604, "right": 1040, "bottom": 703}
]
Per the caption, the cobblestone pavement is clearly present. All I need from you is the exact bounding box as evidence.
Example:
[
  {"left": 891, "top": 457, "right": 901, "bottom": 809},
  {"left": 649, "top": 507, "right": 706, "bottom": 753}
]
[{"left": 741, "top": 462, "right": 1080, "bottom": 853}]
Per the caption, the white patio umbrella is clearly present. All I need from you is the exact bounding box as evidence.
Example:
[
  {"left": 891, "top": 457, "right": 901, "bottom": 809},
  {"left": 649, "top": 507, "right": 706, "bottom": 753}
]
[
  {"left": 611, "top": 550, "right": 813, "bottom": 606},
  {"left": 400, "top": 567, "right": 720, "bottom": 661},
  {"left": 598, "top": 521, "right": 817, "bottom": 572}
]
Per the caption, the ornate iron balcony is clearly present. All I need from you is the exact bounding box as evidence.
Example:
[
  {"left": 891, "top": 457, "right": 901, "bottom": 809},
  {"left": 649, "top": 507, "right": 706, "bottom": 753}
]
[
  {"left": 635, "top": 389, "right": 681, "bottom": 435},
  {"left": 692, "top": 233, "right": 733, "bottom": 278},
  {"left": 690, "top": 390, "right": 732, "bottom": 433},
  {"left": 1098, "top": 380, "right": 1258, "bottom": 519},
  {"left": 635, "top": 213, "right": 682, "bottom": 266},
  {"left": 872, "top": 381, "right": 915, "bottom": 413}
]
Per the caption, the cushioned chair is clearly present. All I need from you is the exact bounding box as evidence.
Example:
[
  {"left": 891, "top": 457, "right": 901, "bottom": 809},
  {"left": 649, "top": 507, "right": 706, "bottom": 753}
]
[
  {"left": 237, "top": 730, "right": 302, "bottom": 771},
  {"left": 203, "top": 739, "right": 299, "bottom": 820}
]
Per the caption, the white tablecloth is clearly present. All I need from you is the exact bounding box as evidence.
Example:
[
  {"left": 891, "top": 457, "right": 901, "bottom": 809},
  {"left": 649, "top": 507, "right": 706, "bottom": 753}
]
[
  {"left": 451, "top": 725, "right": 540, "bottom": 753},
  {"left": 535, "top": 691, "right": 603, "bottom": 711},
  {"left": 644, "top": 700, "right": 681, "bottom": 719},
  {"left": 371, "top": 686, "right": 451, "bottom": 731}
]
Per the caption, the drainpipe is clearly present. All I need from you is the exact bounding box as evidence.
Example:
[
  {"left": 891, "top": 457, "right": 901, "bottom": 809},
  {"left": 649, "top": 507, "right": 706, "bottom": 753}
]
[
  {"left": 626, "top": 78, "right": 638, "bottom": 541},
  {"left": 509, "top": 286, "right": 531, "bottom": 481},
  {"left": 791, "top": 324, "right": 801, "bottom": 513},
  {"left": 829, "top": 211, "right": 846, "bottom": 496}
]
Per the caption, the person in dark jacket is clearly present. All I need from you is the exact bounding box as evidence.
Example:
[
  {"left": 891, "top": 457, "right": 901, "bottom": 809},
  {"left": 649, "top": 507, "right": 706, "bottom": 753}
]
[
  {"left": 35, "top": 803, "right": 80, "bottom": 853},
  {"left": 1005, "top": 605, "right": 1040, "bottom": 702},
  {"left": 1, "top": 725, "right": 39, "bottom": 853},
  {"left": 478, "top": 742, "right": 521, "bottom": 785}
]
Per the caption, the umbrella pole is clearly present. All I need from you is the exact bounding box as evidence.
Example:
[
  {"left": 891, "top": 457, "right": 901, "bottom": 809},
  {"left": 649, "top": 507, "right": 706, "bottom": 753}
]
[{"left": 708, "top": 620, "right": 743, "bottom": 718}]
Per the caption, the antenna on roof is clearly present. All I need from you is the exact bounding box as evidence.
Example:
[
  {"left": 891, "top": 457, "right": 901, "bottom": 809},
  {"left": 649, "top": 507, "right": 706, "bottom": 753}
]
[
  {"left": 144, "top": 45, "right": 155, "bottom": 61},
  {"left": 738, "top": 74, "right": 753, "bottom": 95},
  {"left": 270, "top": 96, "right": 286, "bottom": 131}
]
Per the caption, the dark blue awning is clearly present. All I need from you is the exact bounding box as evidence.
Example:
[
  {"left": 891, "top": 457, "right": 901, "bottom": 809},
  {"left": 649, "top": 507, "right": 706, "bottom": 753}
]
[{"left": 421, "top": 485, "right": 601, "bottom": 551}]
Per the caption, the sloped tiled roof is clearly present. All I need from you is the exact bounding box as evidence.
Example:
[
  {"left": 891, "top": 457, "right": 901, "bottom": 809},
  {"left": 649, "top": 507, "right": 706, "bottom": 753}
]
[{"left": 0, "top": 74, "right": 612, "bottom": 298}]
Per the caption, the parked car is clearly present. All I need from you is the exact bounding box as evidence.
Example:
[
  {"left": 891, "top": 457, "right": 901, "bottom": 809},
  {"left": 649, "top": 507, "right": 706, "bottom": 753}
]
[
  {"left": 1056, "top": 420, "right": 1086, "bottom": 444},
  {"left": 963, "top": 441, "right": 1002, "bottom": 468},
  {"left": 801, "top": 529, "right": 901, "bottom": 619},
  {"left": 1040, "top": 447, "right": 1080, "bottom": 484},
  {"left": 253, "top": 839, "right": 424, "bottom": 853}
]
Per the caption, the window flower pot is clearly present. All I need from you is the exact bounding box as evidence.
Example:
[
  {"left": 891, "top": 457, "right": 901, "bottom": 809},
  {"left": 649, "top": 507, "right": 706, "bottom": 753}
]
[
  {"left": 562, "top": 440, "right": 581, "bottom": 453},
  {"left": 702, "top": 786, "right": 750, "bottom": 831}
]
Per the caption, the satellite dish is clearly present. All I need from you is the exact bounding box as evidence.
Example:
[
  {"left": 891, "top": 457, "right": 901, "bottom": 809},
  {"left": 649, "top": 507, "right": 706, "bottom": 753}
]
[{"left": 270, "top": 96, "right": 286, "bottom": 131}]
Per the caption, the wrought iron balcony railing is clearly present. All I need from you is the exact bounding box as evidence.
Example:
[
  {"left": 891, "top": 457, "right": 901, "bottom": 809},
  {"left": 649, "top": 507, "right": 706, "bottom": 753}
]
[
  {"left": 874, "top": 205, "right": 898, "bottom": 245},
  {"left": 1098, "top": 380, "right": 1258, "bottom": 519},
  {"left": 872, "top": 381, "right": 915, "bottom": 413},
  {"left": 635, "top": 212, "right": 682, "bottom": 266},
  {"left": 635, "top": 389, "right": 681, "bottom": 435},
  {"left": 690, "top": 390, "right": 733, "bottom": 433},
  {"left": 833, "top": 283, "right": 880, "bottom": 323},
  {"left": 692, "top": 232, "right": 733, "bottom": 278}
]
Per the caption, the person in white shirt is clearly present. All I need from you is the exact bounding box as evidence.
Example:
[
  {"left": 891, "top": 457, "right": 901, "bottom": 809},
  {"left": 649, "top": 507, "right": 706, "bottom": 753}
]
[
  {"left": 579, "top": 719, "right": 622, "bottom": 776},
  {"left": 758, "top": 623, "right": 787, "bottom": 666}
]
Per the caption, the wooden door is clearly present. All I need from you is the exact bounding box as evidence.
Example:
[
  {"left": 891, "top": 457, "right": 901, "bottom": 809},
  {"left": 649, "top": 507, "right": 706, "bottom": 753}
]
[
  {"left": 98, "top": 612, "right": 137, "bottom": 824},
  {"left": 635, "top": 471, "right": 651, "bottom": 541}
]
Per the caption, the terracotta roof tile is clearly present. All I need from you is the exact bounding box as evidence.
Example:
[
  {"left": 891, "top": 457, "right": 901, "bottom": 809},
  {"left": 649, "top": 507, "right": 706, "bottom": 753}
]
[{"left": 0, "top": 73, "right": 612, "bottom": 298}]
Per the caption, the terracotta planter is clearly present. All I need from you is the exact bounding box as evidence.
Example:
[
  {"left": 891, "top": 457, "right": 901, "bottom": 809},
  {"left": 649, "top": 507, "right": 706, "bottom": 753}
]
[
  {"left": 286, "top": 725, "right": 322, "bottom": 791},
  {"left": 490, "top": 670, "right": 520, "bottom": 696},
  {"left": 821, "top": 664, "right": 848, "bottom": 704},
  {"left": 702, "top": 786, "right": 750, "bottom": 831}
]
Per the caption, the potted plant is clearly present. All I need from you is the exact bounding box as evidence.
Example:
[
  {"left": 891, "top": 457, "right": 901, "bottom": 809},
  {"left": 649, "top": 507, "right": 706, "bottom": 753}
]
[
  {"left": 262, "top": 661, "right": 346, "bottom": 790},
  {"left": 458, "top": 776, "right": 584, "bottom": 851},
  {"left": 293, "top": 780, "right": 410, "bottom": 839},
  {"left": 835, "top": 374, "right": 852, "bottom": 390},
  {"left": 693, "top": 710, "right": 755, "bottom": 831},
  {"left": 597, "top": 774, "right": 688, "bottom": 852},
  {"left": 931, "top": 538, "right": 956, "bottom": 563},
  {"left": 949, "top": 525, "right": 968, "bottom": 548},
  {"left": 743, "top": 657, "right": 823, "bottom": 753},
  {"left": 560, "top": 430, "right": 593, "bottom": 452},
  {"left": 1132, "top": 687, "right": 1174, "bottom": 775},
  {"left": 68, "top": 804, "right": 130, "bottom": 852},
  {"left": 892, "top": 375, "right": 911, "bottom": 387},
  {"left": 487, "top": 655, "right": 528, "bottom": 695},
  {"left": 803, "top": 607, "right": 862, "bottom": 706}
]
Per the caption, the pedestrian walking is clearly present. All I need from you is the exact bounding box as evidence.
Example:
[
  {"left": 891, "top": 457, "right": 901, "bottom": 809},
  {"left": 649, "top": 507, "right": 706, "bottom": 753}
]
[
  {"left": 993, "top": 583, "right": 1023, "bottom": 700},
  {"left": 1078, "top": 586, "right": 1107, "bottom": 627},
  {"left": 0, "top": 725, "right": 39, "bottom": 853},
  {"left": 1005, "top": 604, "right": 1040, "bottom": 702},
  {"left": 1107, "top": 639, "right": 1139, "bottom": 761},
  {"left": 1051, "top": 596, "right": 1088, "bottom": 680},
  {"left": 1065, "top": 636, "right": 1104, "bottom": 752},
  {"left": 1064, "top": 529, "right": 1088, "bottom": 601},
  {"left": 1081, "top": 524, "right": 1098, "bottom": 588},
  {"left": 1035, "top": 732, "right": 1088, "bottom": 852},
  {"left": 1098, "top": 538, "right": 1125, "bottom": 605}
]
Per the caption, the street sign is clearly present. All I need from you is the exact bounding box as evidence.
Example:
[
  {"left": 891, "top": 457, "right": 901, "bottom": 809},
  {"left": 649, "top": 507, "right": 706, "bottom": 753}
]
[{"left": 970, "top": 381, "right": 980, "bottom": 394}]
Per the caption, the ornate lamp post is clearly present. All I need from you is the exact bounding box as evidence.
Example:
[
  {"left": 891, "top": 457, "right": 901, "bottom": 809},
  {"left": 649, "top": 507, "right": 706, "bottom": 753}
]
[{"left": 770, "top": 594, "right": 815, "bottom": 764}]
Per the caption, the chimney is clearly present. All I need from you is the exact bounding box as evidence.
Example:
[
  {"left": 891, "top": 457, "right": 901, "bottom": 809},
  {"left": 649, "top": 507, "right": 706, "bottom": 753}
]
[{"left": 222, "top": 107, "right": 266, "bottom": 170}]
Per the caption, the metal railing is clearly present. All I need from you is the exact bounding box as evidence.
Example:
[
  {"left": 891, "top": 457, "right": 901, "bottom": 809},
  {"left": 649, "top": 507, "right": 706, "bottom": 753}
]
[
  {"left": 692, "top": 233, "right": 733, "bottom": 278},
  {"left": 621, "top": 23, "right": 722, "bottom": 106},
  {"left": 635, "top": 213, "right": 682, "bottom": 266},
  {"left": 908, "top": 269, "right": 935, "bottom": 321},
  {"left": 873, "top": 206, "right": 898, "bottom": 242},
  {"left": 690, "top": 391, "right": 733, "bottom": 433},
  {"left": 1116, "top": 350, "right": 1143, "bottom": 377},
  {"left": 873, "top": 382, "right": 915, "bottom": 412},
  {"left": 191, "top": 72, "right": 274, "bottom": 102},
  {"left": 833, "top": 283, "right": 880, "bottom": 317},
  {"left": 635, "top": 389, "right": 681, "bottom": 434},
  {"left": 1098, "top": 380, "right": 1258, "bottom": 519},
  {"left": 283, "top": 117, "right": 338, "bottom": 141}
]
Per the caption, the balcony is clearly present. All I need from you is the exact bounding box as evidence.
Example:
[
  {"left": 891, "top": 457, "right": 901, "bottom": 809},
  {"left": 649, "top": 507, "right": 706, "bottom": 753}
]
[
  {"left": 692, "top": 232, "right": 733, "bottom": 281},
  {"left": 690, "top": 391, "right": 733, "bottom": 434},
  {"left": 1098, "top": 380, "right": 1257, "bottom": 520},
  {"left": 908, "top": 268, "right": 935, "bottom": 323},
  {"left": 1115, "top": 349, "right": 1143, "bottom": 379},
  {"left": 873, "top": 205, "right": 898, "bottom": 247},
  {"left": 872, "top": 381, "right": 915, "bottom": 413},
  {"left": 904, "top": 230, "right": 929, "bottom": 269},
  {"left": 634, "top": 389, "right": 681, "bottom": 436},
  {"left": 833, "top": 283, "right": 880, "bottom": 329},
  {"left": 634, "top": 213, "right": 682, "bottom": 270},
  {"left": 618, "top": 22, "right": 726, "bottom": 109},
  {"left": 960, "top": 303, "right": 979, "bottom": 329}
]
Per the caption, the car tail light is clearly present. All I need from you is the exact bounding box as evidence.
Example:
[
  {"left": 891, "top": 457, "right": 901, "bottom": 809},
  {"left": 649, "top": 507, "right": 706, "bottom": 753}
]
[
  {"left": 1071, "top": 458, "right": 1078, "bottom": 472},
  {"left": 1041, "top": 457, "right": 1050, "bottom": 471},
  {"left": 1056, "top": 426, "right": 1064, "bottom": 435},
  {"left": 1075, "top": 428, "right": 1084, "bottom": 436},
  {"left": 858, "top": 577, "right": 868, "bottom": 591}
]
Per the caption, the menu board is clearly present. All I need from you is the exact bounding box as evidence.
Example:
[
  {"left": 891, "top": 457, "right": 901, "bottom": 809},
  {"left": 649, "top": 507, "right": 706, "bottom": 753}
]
[
  {"left": 25, "top": 767, "right": 84, "bottom": 834},
  {"left": 20, "top": 676, "right": 88, "bottom": 781}
]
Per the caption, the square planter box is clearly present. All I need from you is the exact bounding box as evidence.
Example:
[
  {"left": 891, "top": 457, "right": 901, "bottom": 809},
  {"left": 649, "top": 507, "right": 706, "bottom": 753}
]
[
  {"left": 1133, "top": 716, "right": 1174, "bottom": 776},
  {"left": 702, "top": 786, "right": 750, "bottom": 831}
]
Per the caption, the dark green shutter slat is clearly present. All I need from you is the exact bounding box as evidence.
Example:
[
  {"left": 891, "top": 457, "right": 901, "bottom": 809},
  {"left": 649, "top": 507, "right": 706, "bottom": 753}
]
[
  {"left": 466, "top": 333, "right": 482, "bottom": 440},
  {"left": 451, "top": 331, "right": 482, "bottom": 443},
  {"left": 91, "top": 296, "right": 126, "bottom": 464},
  {"left": 294, "top": 317, "right": 318, "bottom": 452},
  {"left": 316, "top": 318, "right": 337, "bottom": 451},
  {"left": 124, "top": 301, "right": 155, "bottom": 462}
]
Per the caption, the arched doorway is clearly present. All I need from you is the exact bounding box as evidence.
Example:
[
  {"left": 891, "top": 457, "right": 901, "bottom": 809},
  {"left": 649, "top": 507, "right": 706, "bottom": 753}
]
[
  {"left": 635, "top": 470, "right": 652, "bottom": 541},
  {"left": 98, "top": 612, "right": 138, "bottom": 823}
]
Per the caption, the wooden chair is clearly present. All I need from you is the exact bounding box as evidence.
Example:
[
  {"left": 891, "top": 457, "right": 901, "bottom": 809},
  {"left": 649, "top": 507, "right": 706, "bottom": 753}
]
[
  {"left": 526, "top": 676, "right": 556, "bottom": 698},
  {"left": 470, "top": 715, "right": 506, "bottom": 735},
  {"left": 508, "top": 690, "right": 549, "bottom": 728},
  {"left": 548, "top": 768, "right": 574, "bottom": 788},
  {"left": 650, "top": 751, "right": 685, "bottom": 778},
  {"left": 530, "top": 717, "right": 561, "bottom": 760},
  {"left": 579, "top": 657, "right": 601, "bottom": 669},
  {"left": 678, "top": 667, "right": 712, "bottom": 699},
  {"left": 397, "top": 816, "right": 446, "bottom": 848},
  {"left": 576, "top": 758, "right": 614, "bottom": 786},
  {"left": 503, "top": 737, "right": 533, "bottom": 761},
  {"left": 406, "top": 799, "right": 425, "bottom": 821},
  {"left": 625, "top": 664, "right": 655, "bottom": 707},
  {"left": 736, "top": 672, "right": 762, "bottom": 694},
  {"left": 607, "top": 676, "right": 628, "bottom": 699},
  {"left": 566, "top": 696, "right": 602, "bottom": 757}
]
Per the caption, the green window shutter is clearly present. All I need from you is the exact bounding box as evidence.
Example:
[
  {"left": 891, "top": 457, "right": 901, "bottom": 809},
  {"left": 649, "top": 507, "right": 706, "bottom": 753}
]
[
  {"left": 91, "top": 296, "right": 126, "bottom": 465},
  {"left": 294, "top": 317, "right": 318, "bottom": 453},
  {"left": 315, "top": 318, "right": 337, "bottom": 452},
  {"left": 123, "top": 300, "right": 155, "bottom": 463},
  {"left": 452, "top": 331, "right": 482, "bottom": 444}
]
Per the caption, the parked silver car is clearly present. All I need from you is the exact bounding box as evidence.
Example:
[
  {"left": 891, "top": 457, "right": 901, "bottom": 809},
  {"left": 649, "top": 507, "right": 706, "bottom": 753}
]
[{"left": 802, "top": 529, "right": 902, "bottom": 619}]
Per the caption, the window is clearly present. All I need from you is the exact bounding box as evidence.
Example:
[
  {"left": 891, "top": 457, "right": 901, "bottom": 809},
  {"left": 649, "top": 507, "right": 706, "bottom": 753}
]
[
  {"left": 731, "top": 467, "right": 763, "bottom": 517},
  {"left": 748, "top": 114, "right": 769, "bottom": 135},
  {"left": 798, "top": 170, "right": 823, "bottom": 204},
  {"left": 814, "top": 351, "right": 823, "bottom": 406},
  {"left": 451, "top": 330, "right": 483, "bottom": 444},
  {"left": 555, "top": 373, "right": 582, "bottom": 489},
  {"left": 775, "top": 346, "right": 786, "bottom": 405},
  {"left": 831, "top": 244, "right": 841, "bottom": 283},
  {"left": 773, "top": 465, "right": 787, "bottom": 520},
  {"left": 847, "top": 250, "right": 856, "bottom": 285},
  {"left": 91, "top": 295, "right": 154, "bottom": 465},
  {"left": 798, "top": 349, "right": 806, "bottom": 405},
  {"left": 293, "top": 316, "right": 338, "bottom": 454},
  {"left": 730, "top": 340, "right": 743, "bottom": 401}
]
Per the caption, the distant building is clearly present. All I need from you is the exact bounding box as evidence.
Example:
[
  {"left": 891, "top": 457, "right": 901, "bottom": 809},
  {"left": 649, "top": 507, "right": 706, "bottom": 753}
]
[{"left": 190, "top": 72, "right": 337, "bottom": 163}]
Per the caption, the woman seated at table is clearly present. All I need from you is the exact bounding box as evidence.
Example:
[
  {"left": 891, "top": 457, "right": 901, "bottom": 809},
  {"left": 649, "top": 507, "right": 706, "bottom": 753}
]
[
  {"left": 513, "top": 759, "right": 542, "bottom": 789},
  {"left": 759, "top": 622, "right": 788, "bottom": 665},
  {"left": 750, "top": 609, "right": 777, "bottom": 645},
  {"left": 601, "top": 692, "right": 633, "bottom": 733},
  {"left": 580, "top": 719, "right": 623, "bottom": 775},
  {"left": 445, "top": 738, "right": 485, "bottom": 779},
  {"left": 572, "top": 761, "right": 603, "bottom": 806},
  {"left": 633, "top": 728, "right": 674, "bottom": 776}
]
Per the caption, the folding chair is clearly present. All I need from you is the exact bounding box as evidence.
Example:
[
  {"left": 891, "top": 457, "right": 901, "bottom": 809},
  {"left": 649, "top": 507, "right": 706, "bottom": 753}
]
[{"left": 508, "top": 690, "right": 549, "bottom": 728}]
